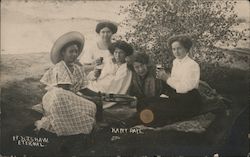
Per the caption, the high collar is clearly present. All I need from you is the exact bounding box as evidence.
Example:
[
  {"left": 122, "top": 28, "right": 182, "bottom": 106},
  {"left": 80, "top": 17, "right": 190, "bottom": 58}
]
[{"left": 175, "top": 55, "right": 189, "bottom": 63}]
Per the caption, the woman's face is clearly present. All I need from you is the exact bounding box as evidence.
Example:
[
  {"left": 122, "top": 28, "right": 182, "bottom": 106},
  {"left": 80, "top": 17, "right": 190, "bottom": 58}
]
[
  {"left": 114, "top": 48, "right": 127, "bottom": 64},
  {"left": 99, "top": 27, "right": 113, "bottom": 42},
  {"left": 133, "top": 62, "right": 148, "bottom": 77},
  {"left": 62, "top": 44, "right": 79, "bottom": 63},
  {"left": 171, "top": 41, "right": 188, "bottom": 59}
]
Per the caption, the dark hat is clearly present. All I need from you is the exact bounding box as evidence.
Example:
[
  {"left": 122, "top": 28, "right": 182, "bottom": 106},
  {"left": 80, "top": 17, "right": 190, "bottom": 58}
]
[
  {"left": 133, "top": 53, "right": 150, "bottom": 65},
  {"left": 167, "top": 34, "right": 193, "bottom": 51},
  {"left": 50, "top": 31, "right": 85, "bottom": 64},
  {"left": 96, "top": 21, "right": 118, "bottom": 34},
  {"left": 108, "top": 40, "right": 134, "bottom": 56}
]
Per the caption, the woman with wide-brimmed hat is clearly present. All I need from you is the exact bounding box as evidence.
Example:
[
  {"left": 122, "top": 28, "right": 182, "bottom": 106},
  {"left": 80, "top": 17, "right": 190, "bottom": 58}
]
[
  {"left": 34, "top": 31, "right": 97, "bottom": 136},
  {"left": 79, "top": 20, "right": 118, "bottom": 71}
]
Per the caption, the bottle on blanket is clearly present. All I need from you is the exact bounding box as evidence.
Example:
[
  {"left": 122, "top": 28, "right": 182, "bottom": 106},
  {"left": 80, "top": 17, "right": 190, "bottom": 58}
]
[{"left": 95, "top": 92, "right": 103, "bottom": 122}]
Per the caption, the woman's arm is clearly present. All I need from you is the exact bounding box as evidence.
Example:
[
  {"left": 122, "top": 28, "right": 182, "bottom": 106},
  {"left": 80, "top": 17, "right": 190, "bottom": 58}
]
[
  {"left": 83, "top": 64, "right": 95, "bottom": 72},
  {"left": 57, "top": 84, "right": 71, "bottom": 90},
  {"left": 83, "top": 57, "right": 105, "bottom": 74}
]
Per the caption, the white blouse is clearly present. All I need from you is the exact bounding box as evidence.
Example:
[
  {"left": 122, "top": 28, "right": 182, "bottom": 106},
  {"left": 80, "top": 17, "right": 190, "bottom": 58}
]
[
  {"left": 87, "top": 56, "right": 132, "bottom": 94},
  {"left": 79, "top": 42, "right": 112, "bottom": 65},
  {"left": 167, "top": 55, "right": 200, "bottom": 94}
]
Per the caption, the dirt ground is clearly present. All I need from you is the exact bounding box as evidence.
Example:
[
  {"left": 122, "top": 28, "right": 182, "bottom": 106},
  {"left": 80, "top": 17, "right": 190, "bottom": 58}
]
[{"left": 1, "top": 52, "right": 249, "bottom": 156}]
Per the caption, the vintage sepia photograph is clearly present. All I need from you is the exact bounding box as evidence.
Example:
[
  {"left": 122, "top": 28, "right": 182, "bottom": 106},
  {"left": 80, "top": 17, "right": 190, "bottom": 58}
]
[{"left": 1, "top": 0, "right": 249, "bottom": 156}]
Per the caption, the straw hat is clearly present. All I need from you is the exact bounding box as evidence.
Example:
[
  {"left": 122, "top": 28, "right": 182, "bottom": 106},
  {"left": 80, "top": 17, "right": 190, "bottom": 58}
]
[{"left": 50, "top": 31, "right": 85, "bottom": 64}]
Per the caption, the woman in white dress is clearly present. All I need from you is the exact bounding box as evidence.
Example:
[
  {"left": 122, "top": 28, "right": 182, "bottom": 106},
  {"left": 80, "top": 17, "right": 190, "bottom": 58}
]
[
  {"left": 80, "top": 40, "right": 134, "bottom": 108},
  {"left": 87, "top": 40, "right": 133, "bottom": 93},
  {"left": 79, "top": 21, "right": 118, "bottom": 71}
]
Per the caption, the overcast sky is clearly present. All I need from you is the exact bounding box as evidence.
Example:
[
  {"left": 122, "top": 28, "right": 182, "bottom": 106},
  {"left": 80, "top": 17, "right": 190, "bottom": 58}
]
[{"left": 1, "top": 0, "right": 249, "bottom": 54}]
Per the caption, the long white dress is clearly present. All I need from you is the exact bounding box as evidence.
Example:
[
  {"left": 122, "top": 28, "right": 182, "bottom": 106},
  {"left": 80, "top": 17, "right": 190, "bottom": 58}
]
[{"left": 35, "top": 61, "right": 96, "bottom": 136}]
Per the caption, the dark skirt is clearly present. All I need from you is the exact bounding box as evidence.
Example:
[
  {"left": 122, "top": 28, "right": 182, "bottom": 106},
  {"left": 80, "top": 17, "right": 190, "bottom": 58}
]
[{"left": 137, "top": 87, "right": 202, "bottom": 127}]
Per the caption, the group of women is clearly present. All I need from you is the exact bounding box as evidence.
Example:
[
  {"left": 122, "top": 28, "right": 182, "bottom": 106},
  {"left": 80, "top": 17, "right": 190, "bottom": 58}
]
[{"left": 34, "top": 21, "right": 202, "bottom": 136}]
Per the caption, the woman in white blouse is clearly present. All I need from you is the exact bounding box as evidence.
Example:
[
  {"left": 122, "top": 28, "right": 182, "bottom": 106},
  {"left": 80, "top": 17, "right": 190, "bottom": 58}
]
[
  {"left": 80, "top": 40, "right": 134, "bottom": 109},
  {"left": 138, "top": 35, "right": 202, "bottom": 127},
  {"left": 86, "top": 40, "right": 133, "bottom": 94},
  {"left": 79, "top": 21, "right": 118, "bottom": 71}
]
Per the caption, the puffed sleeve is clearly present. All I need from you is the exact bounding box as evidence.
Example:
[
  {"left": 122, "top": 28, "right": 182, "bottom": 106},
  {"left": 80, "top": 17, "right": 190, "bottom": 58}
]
[
  {"left": 40, "top": 66, "right": 58, "bottom": 87},
  {"left": 79, "top": 46, "right": 94, "bottom": 65},
  {"left": 40, "top": 62, "right": 72, "bottom": 87}
]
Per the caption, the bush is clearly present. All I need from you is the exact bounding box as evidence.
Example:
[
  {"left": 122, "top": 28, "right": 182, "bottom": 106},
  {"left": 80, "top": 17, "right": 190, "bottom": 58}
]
[
  {"left": 200, "top": 63, "right": 248, "bottom": 94},
  {"left": 119, "top": 0, "right": 247, "bottom": 68}
]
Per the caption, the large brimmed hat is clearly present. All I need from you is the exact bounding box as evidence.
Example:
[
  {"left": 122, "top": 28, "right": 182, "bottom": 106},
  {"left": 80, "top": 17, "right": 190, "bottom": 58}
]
[
  {"left": 50, "top": 31, "right": 85, "bottom": 64},
  {"left": 108, "top": 40, "right": 134, "bottom": 56},
  {"left": 96, "top": 21, "right": 118, "bottom": 34}
]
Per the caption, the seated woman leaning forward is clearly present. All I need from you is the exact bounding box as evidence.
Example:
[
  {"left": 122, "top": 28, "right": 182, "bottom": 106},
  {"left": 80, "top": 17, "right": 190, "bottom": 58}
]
[
  {"left": 128, "top": 53, "right": 167, "bottom": 110},
  {"left": 138, "top": 35, "right": 202, "bottom": 127},
  {"left": 34, "top": 32, "right": 97, "bottom": 136},
  {"left": 85, "top": 40, "right": 134, "bottom": 95}
]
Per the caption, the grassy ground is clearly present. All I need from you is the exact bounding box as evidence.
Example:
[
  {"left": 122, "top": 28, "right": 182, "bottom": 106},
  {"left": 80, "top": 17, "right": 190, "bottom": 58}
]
[{"left": 1, "top": 53, "right": 249, "bottom": 156}]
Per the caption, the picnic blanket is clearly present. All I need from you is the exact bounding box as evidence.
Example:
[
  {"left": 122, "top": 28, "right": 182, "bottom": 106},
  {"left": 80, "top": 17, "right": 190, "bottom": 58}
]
[
  {"left": 103, "top": 80, "right": 229, "bottom": 133},
  {"left": 32, "top": 80, "right": 229, "bottom": 134},
  {"left": 132, "top": 112, "right": 215, "bottom": 133}
]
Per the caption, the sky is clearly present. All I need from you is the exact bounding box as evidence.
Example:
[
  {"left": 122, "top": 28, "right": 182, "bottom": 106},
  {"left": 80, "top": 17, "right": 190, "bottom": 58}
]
[
  {"left": 1, "top": 0, "right": 249, "bottom": 54},
  {"left": 235, "top": 0, "right": 250, "bottom": 19}
]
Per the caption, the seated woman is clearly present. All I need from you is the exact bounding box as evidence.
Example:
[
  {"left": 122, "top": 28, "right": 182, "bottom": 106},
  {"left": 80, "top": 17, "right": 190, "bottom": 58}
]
[
  {"left": 35, "top": 32, "right": 96, "bottom": 136},
  {"left": 138, "top": 35, "right": 202, "bottom": 127},
  {"left": 85, "top": 40, "right": 134, "bottom": 95},
  {"left": 79, "top": 21, "right": 118, "bottom": 71},
  {"left": 128, "top": 53, "right": 167, "bottom": 111}
]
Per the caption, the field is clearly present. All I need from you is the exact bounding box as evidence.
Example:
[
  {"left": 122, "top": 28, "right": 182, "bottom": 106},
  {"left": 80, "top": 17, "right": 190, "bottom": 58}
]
[{"left": 1, "top": 50, "right": 249, "bottom": 156}]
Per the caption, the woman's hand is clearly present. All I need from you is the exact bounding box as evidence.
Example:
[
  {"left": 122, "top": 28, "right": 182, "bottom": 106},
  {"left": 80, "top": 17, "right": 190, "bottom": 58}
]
[
  {"left": 87, "top": 71, "right": 97, "bottom": 81},
  {"left": 95, "top": 57, "right": 103, "bottom": 66},
  {"left": 156, "top": 69, "right": 170, "bottom": 81},
  {"left": 94, "top": 68, "right": 102, "bottom": 78}
]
